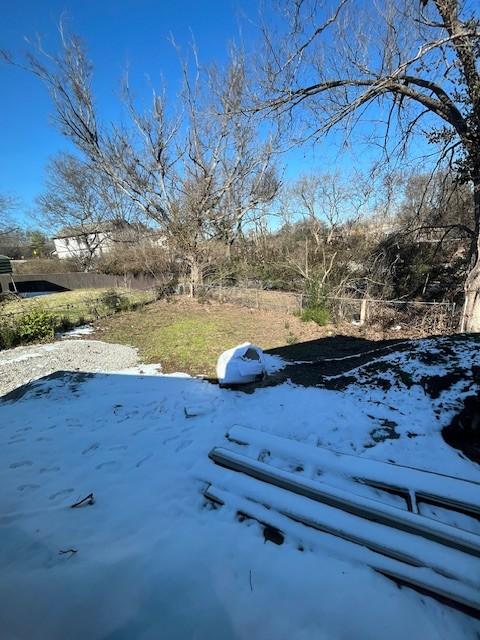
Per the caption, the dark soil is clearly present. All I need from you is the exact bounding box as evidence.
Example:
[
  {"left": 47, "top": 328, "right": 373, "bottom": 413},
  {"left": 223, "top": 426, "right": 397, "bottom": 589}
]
[
  {"left": 254, "top": 335, "right": 412, "bottom": 390},
  {"left": 366, "top": 418, "right": 400, "bottom": 448},
  {"left": 420, "top": 371, "right": 467, "bottom": 399},
  {"left": 246, "top": 334, "right": 480, "bottom": 397},
  {"left": 443, "top": 394, "right": 480, "bottom": 464}
]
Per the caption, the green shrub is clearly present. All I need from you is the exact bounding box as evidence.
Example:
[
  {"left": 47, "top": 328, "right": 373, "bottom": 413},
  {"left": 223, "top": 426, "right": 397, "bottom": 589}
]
[
  {"left": 99, "top": 289, "right": 132, "bottom": 314},
  {"left": 286, "top": 331, "right": 299, "bottom": 345},
  {"left": 300, "top": 305, "right": 330, "bottom": 326},
  {"left": 299, "top": 276, "right": 331, "bottom": 326},
  {"left": 16, "top": 308, "right": 56, "bottom": 343},
  {"left": 0, "top": 318, "right": 19, "bottom": 350},
  {"left": 99, "top": 289, "right": 123, "bottom": 311}
]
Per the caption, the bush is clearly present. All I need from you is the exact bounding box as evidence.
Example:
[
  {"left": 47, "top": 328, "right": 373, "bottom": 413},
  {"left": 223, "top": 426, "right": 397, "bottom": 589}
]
[
  {"left": 12, "top": 258, "right": 81, "bottom": 274},
  {"left": 99, "top": 289, "right": 131, "bottom": 313},
  {"left": 0, "top": 318, "right": 19, "bottom": 350},
  {"left": 15, "top": 308, "right": 56, "bottom": 344},
  {"left": 300, "top": 305, "right": 330, "bottom": 326},
  {"left": 153, "top": 278, "right": 177, "bottom": 301},
  {"left": 299, "top": 275, "right": 331, "bottom": 326}
]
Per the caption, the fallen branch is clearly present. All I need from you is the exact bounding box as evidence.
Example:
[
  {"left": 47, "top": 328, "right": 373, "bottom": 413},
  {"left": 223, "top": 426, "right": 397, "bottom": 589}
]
[{"left": 70, "top": 492, "right": 95, "bottom": 508}]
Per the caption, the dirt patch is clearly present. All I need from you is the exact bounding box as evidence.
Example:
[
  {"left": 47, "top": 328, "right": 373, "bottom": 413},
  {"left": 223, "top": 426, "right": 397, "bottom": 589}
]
[
  {"left": 420, "top": 370, "right": 467, "bottom": 399},
  {"left": 257, "top": 335, "right": 479, "bottom": 393},
  {"left": 365, "top": 418, "right": 400, "bottom": 448},
  {"left": 250, "top": 336, "right": 413, "bottom": 391},
  {"left": 89, "top": 297, "right": 470, "bottom": 378}
]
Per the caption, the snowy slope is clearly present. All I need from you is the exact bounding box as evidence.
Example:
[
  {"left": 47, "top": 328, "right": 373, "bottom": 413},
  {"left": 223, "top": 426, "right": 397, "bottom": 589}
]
[{"left": 0, "top": 337, "right": 479, "bottom": 639}]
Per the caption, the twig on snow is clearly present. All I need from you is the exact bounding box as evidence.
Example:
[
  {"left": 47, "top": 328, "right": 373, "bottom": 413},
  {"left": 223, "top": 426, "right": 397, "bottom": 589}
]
[{"left": 70, "top": 492, "right": 95, "bottom": 508}]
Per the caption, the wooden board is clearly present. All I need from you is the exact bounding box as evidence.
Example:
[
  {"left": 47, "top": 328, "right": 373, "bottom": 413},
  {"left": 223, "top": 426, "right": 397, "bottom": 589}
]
[
  {"left": 205, "top": 483, "right": 480, "bottom": 618},
  {"left": 209, "top": 447, "right": 480, "bottom": 557},
  {"left": 226, "top": 425, "right": 480, "bottom": 518}
]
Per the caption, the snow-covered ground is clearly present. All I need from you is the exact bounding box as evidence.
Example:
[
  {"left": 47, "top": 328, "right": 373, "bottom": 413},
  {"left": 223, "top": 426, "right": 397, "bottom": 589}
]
[
  {"left": 0, "top": 337, "right": 479, "bottom": 639},
  {"left": 57, "top": 324, "right": 95, "bottom": 339}
]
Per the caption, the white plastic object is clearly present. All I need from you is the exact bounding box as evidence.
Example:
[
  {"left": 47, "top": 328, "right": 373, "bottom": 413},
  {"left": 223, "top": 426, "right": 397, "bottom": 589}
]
[{"left": 216, "top": 342, "right": 266, "bottom": 385}]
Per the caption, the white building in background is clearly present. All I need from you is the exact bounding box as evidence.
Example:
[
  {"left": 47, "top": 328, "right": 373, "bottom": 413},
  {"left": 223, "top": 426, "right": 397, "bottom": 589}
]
[{"left": 53, "top": 221, "right": 167, "bottom": 260}]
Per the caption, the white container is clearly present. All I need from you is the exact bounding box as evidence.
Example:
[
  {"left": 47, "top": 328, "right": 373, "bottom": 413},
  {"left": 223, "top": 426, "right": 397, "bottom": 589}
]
[{"left": 216, "top": 343, "right": 266, "bottom": 385}]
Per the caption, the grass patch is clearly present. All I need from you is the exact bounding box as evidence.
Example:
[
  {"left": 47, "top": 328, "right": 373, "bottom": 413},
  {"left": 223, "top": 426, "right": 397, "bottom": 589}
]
[
  {"left": 0, "top": 288, "right": 155, "bottom": 350},
  {"left": 1, "top": 288, "right": 153, "bottom": 324},
  {"left": 94, "top": 298, "right": 328, "bottom": 376},
  {"left": 300, "top": 305, "right": 330, "bottom": 326}
]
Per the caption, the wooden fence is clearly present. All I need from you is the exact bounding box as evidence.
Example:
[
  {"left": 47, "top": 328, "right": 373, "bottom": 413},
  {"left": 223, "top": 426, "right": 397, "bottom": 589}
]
[{"left": 0, "top": 272, "right": 158, "bottom": 296}]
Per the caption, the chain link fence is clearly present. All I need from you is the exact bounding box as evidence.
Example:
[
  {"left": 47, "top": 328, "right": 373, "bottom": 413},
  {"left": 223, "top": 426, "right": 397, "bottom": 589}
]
[
  {"left": 179, "top": 284, "right": 459, "bottom": 333},
  {"left": 327, "top": 297, "right": 458, "bottom": 333},
  {"left": 179, "top": 284, "right": 303, "bottom": 313}
]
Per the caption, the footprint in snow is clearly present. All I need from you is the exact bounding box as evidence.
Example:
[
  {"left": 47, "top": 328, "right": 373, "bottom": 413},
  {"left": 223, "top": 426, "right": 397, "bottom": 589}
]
[
  {"left": 175, "top": 440, "right": 193, "bottom": 453},
  {"left": 136, "top": 453, "right": 153, "bottom": 468},
  {"left": 8, "top": 438, "right": 26, "bottom": 445},
  {"left": 40, "top": 466, "right": 61, "bottom": 474},
  {"left": 49, "top": 488, "right": 74, "bottom": 501},
  {"left": 10, "top": 460, "right": 33, "bottom": 469},
  {"left": 109, "top": 444, "right": 128, "bottom": 451},
  {"left": 154, "top": 423, "right": 174, "bottom": 432},
  {"left": 96, "top": 461, "right": 120, "bottom": 470},
  {"left": 82, "top": 443, "right": 100, "bottom": 456},
  {"left": 17, "top": 484, "right": 40, "bottom": 492}
]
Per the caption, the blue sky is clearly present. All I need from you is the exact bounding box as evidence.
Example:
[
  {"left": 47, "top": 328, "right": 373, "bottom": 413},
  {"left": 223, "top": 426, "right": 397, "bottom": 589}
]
[
  {"left": 1, "top": 0, "right": 437, "bottom": 227},
  {"left": 1, "top": 0, "right": 265, "bottom": 222}
]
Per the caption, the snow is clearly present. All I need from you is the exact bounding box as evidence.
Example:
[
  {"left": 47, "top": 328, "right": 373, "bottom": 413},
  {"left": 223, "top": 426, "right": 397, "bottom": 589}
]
[
  {"left": 0, "top": 337, "right": 479, "bottom": 639},
  {"left": 262, "top": 353, "right": 287, "bottom": 373},
  {"left": 57, "top": 324, "right": 94, "bottom": 339},
  {"left": 224, "top": 425, "right": 480, "bottom": 510}
]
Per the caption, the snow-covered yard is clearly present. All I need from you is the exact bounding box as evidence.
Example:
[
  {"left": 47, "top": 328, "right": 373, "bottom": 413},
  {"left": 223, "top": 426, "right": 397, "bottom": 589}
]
[{"left": 0, "top": 336, "right": 479, "bottom": 639}]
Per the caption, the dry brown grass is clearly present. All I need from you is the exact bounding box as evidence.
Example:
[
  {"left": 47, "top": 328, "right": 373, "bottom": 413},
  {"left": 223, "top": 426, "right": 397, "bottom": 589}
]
[
  {"left": 90, "top": 295, "right": 454, "bottom": 376},
  {"left": 92, "top": 297, "right": 330, "bottom": 376}
]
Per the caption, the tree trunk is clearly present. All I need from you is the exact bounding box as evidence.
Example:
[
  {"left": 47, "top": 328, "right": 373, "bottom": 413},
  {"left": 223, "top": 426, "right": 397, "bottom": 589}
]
[
  {"left": 461, "top": 262, "right": 480, "bottom": 332},
  {"left": 461, "top": 174, "right": 480, "bottom": 332},
  {"left": 189, "top": 258, "right": 203, "bottom": 297}
]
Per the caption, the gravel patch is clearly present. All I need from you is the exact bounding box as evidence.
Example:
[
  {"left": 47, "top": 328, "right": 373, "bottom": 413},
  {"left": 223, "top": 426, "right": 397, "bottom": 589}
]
[{"left": 0, "top": 340, "right": 139, "bottom": 397}]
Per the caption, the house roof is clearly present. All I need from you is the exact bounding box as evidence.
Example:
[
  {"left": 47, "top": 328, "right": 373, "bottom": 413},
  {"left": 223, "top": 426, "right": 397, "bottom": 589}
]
[{"left": 52, "top": 220, "right": 134, "bottom": 240}]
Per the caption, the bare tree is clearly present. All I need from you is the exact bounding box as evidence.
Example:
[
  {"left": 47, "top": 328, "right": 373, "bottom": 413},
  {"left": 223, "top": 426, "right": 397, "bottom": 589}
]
[
  {"left": 37, "top": 153, "right": 136, "bottom": 270},
  {"left": 0, "top": 194, "right": 18, "bottom": 236},
  {"left": 6, "top": 30, "right": 279, "bottom": 290},
  {"left": 276, "top": 171, "right": 370, "bottom": 290},
  {"left": 256, "top": 0, "right": 480, "bottom": 330},
  {"left": 289, "top": 172, "right": 369, "bottom": 246},
  {"left": 159, "top": 55, "right": 280, "bottom": 288}
]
